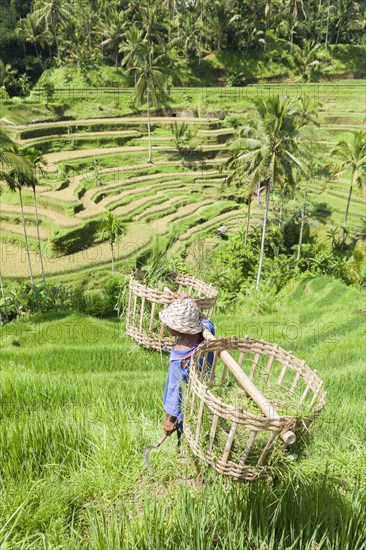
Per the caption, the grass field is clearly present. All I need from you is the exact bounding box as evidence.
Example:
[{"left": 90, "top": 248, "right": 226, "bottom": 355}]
[{"left": 0, "top": 275, "right": 365, "bottom": 548}]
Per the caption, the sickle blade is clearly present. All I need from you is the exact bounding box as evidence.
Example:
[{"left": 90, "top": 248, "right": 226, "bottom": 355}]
[{"left": 144, "top": 434, "right": 168, "bottom": 472}]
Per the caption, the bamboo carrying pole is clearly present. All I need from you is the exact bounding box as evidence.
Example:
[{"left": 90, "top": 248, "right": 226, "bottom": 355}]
[
  {"left": 202, "top": 329, "right": 296, "bottom": 445},
  {"left": 161, "top": 287, "right": 296, "bottom": 445}
]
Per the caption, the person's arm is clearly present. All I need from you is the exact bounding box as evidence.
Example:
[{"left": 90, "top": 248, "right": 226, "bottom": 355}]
[
  {"left": 162, "top": 360, "right": 186, "bottom": 436},
  {"left": 201, "top": 317, "right": 215, "bottom": 336}
]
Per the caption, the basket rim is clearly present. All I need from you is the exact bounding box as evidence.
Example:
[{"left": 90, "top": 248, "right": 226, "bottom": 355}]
[
  {"left": 191, "top": 336, "right": 320, "bottom": 377},
  {"left": 130, "top": 272, "right": 218, "bottom": 300},
  {"left": 188, "top": 336, "right": 326, "bottom": 420}
]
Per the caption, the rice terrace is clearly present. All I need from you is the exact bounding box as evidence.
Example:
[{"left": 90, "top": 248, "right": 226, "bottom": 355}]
[{"left": 0, "top": 1, "right": 365, "bottom": 548}]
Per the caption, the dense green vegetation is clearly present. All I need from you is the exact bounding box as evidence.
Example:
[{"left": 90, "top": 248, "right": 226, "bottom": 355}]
[
  {"left": 1, "top": 82, "right": 364, "bottom": 304},
  {"left": 0, "top": 276, "right": 365, "bottom": 547},
  {"left": 1, "top": 0, "right": 366, "bottom": 96}
]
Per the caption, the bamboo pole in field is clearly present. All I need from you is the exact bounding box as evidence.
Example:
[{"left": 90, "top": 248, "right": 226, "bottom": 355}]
[{"left": 202, "top": 329, "right": 296, "bottom": 446}]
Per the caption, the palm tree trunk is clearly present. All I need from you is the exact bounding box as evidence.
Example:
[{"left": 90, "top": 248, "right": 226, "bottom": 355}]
[
  {"left": 33, "top": 186, "right": 46, "bottom": 282},
  {"left": 256, "top": 181, "right": 270, "bottom": 290},
  {"left": 34, "top": 41, "right": 40, "bottom": 59},
  {"left": 185, "top": 39, "right": 189, "bottom": 73},
  {"left": 256, "top": 182, "right": 261, "bottom": 204},
  {"left": 264, "top": 1, "right": 270, "bottom": 52},
  {"left": 217, "top": 29, "right": 222, "bottom": 52},
  {"left": 335, "top": 22, "right": 341, "bottom": 45},
  {"left": 317, "top": 0, "right": 323, "bottom": 43},
  {"left": 279, "top": 199, "right": 283, "bottom": 227},
  {"left": 110, "top": 242, "right": 115, "bottom": 275},
  {"left": 19, "top": 188, "right": 35, "bottom": 287},
  {"left": 147, "top": 85, "right": 152, "bottom": 163},
  {"left": 52, "top": 19, "right": 60, "bottom": 63},
  {"left": 168, "top": 0, "right": 172, "bottom": 42},
  {"left": 296, "top": 191, "right": 306, "bottom": 267},
  {"left": 87, "top": 0, "right": 92, "bottom": 48},
  {"left": 244, "top": 195, "right": 252, "bottom": 245},
  {"left": 290, "top": 14, "right": 295, "bottom": 53},
  {"left": 325, "top": 0, "right": 331, "bottom": 49},
  {"left": 342, "top": 176, "right": 353, "bottom": 243},
  {"left": 0, "top": 273, "right": 8, "bottom": 322}
]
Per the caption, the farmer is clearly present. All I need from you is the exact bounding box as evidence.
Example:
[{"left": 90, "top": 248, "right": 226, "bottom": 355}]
[{"left": 159, "top": 296, "right": 214, "bottom": 437}]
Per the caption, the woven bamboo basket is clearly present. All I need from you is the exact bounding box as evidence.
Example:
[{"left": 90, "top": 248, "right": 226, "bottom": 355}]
[
  {"left": 126, "top": 273, "right": 218, "bottom": 351},
  {"left": 184, "top": 336, "right": 326, "bottom": 481}
]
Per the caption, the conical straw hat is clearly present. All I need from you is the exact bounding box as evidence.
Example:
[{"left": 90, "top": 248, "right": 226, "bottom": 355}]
[{"left": 159, "top": 299, "right": 203, "bottom": 334}]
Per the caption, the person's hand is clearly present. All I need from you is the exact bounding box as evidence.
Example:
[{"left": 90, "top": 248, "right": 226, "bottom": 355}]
[{"left": 163, "top": 413, "right": 177, "bottom": 436}]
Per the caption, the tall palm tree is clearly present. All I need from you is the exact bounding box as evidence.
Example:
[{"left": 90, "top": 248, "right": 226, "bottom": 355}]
[
  {"left": 131, "top": 43, "right": 169, "bottom": 163},
  {"left": 331, "top": 131, "right": 366, "bottom": 243},
  {"left": 225, "top": 152, "right": 257, "bottom": 246},
  {"left": 295, "top": 97, "right": 319, "bottom": 265},
  {"left": 334, "top": 0, "right": 358, "bottom": 44},
  {"left": 0, "top": 170, "right": 35, "bottom": 286},
  {"left": 228, "top": 96, "right": 306, "bottom": 289},
  {"left": 285, "top": 0, "right": 307, "bottom": 52},
  {"left": 98, "top": 8, "right": 126, "bottom": 67},
  {"left": 120, "top": 25, "right": 144, "bottom": 84},
  {"left": 211, "top": 1, "right": 236, "bottom": 52},
  {"left": 0, "top": 123, "right": 34, "bottom": 285},
  {"left": 98, "top": 212, "right": 124, "bottom": 275},
  {"left": 0, "top": 186, "right": 8, "bottom": 322},
  {"left": 16, "top": 13, "right": 45, "bottom": 59},
  {"left": 137, "top": 0, "right": 167, "bottom": 47},
  {"left": 296, "top": 188, "right": 307, "bottom": 268},
  {"left": 34, "top": 0, "right": 72, "bottom": 63},
  {"left": 178, "top": 8, "right": 203, "bottom": 71},
  {"left": 22, "top": 148, "right": 48, "bottom": 282}
]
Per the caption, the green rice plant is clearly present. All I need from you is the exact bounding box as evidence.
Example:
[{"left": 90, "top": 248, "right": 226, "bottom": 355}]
[{"left": 0, "top": 277, "right": 365, "bottom": 547}]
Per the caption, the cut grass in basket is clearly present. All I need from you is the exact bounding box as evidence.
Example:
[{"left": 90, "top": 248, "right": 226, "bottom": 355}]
[
  {"left": 135, "top": 234, "right": 181, "bottom": 289},
  {"left": 184, "top": 386, "right": 289, "bottom": 470}
]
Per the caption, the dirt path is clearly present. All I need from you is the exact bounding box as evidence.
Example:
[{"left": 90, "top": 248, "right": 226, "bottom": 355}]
[
  {"left": 0, "top": 221, "right": 51, "bottom": 240},
  {"left": 77, "top": 167, "right": 224, "bottom": 219},
  {"left": 9, "top": 116, "right": 220, "bottom": 132},
  {"left": 179, "top": 209, "right": 241, "bottom": 242},
  {"left": 21, "top": 129, "right": 232, "bottom": 146},
  {"left": 0, "top": 223, "right": 151, "bottom": 278},
  {"left": 44, "top": 143, "right": 228, "bottom": 167},
  {"left": 132, "top": 195, "right": 190, "bottom": 222},
  {"left": 149, "top": 200, "right": 214, "bottom": 236},
  {"left": 41, "top": 159, "right": 226, "bottom": 203},
  {"left": 97, "top": 181, "right": 185, "bottom": 210},
  {"left": 169, "top": 209, "right": 241, "bottom": 254},
  {"left": 20, "top": 130, "right": 140, "bottom": 145},
  {"left": 0, "top": 204, "right": 80, "bottom": 228}
]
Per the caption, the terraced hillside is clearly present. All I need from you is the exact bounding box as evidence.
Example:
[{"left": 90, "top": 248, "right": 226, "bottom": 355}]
[{"left": 1, "top": 82, "right": 365, "bottom": 279}]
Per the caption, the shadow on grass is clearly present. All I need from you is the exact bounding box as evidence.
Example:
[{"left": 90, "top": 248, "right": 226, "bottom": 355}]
[{"left": 312, "top": 202, "right": 332, "bottom": 224}]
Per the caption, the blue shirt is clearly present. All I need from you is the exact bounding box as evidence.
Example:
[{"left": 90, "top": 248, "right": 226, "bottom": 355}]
[{"left": 163, "top": 319, "right": 215, "bottom": 429}]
